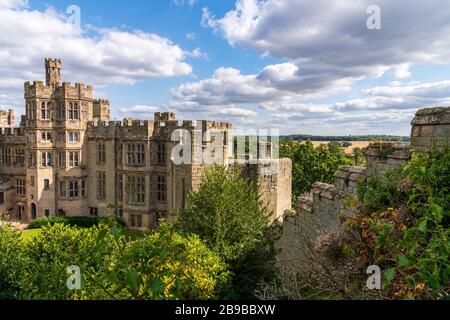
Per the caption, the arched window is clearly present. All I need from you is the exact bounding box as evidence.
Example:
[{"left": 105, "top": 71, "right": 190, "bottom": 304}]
[{"left": 31, "top": 203, "right": 37, "bottom": 220}]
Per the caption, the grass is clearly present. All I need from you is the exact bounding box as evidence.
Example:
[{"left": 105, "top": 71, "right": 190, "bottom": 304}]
[{"left": 21, "top": 228, "right": 42, "bottom": 242}]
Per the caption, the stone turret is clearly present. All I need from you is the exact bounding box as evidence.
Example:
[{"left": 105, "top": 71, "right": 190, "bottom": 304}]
[
  {"left": 0, "top": 109, "right": 14, "bottom": 128},
  {"left": 45, "top": 58, "right": 62, "bottom": 88},
  {"left": 93, "top": 99, "right": 110, "bottom": 122}
]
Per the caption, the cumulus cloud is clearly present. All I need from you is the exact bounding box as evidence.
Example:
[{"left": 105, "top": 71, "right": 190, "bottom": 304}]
[
  {"left": 0, "top": 2, "right": 198, "bottom": 122},
  {"left": 202, "top": 0, "right": 450, "bottom": 93},
  {"left": 172, "top": 62, "right": 352, "bottom": 106},
  {"left": 258, "top": 80, "right": 450, "bottom": 135}
]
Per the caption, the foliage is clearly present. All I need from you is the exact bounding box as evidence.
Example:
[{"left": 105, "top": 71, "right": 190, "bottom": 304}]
[
  {"left": 0, "top": 226, "right": 27, "bottom": 299},
  {"left": 352, "top": 147, "right": 367, "bottom": 166},
  {"left": 348, "top": 147, "right": 450, "bottom": 299},
  {"left": 178, "top": 165, "right": 279, "bottom": 299},
  {"left": 356, "top": 168, "right": 406, "bottom": 213},
  {"left": 28, "top": 215, "right": 124, "bottom": 229},
  {"left": 0, "top": 223, "right": 230, "bottom": 300},
  {"left": 82, "top": 223, "right": 230, "bottom": 300},
  {"left": 280, "top": 140, "right": 355, "bottom": 203}
]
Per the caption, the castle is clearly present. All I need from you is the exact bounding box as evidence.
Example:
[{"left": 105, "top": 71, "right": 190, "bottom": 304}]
[{"left": 0, "top": 59, "right": 292, "bottom": 230}]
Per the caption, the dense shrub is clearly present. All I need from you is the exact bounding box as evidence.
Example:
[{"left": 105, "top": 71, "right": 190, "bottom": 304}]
[
  {"left": 28, "top": 216, "right": 124, "bottom": 229},
  {"left": 179, "top": 165, "right": 278, "bottom": 299},
  {"left": 0, "top": 226, "right": 27, "bottom": 299},
  {"left": 0, "top": 223, "right": 230, "bottom": 300},
  {"left": 348, "top": 147, "right": 450, "bottom": 299},
  {"left": 82, "top": 223, "right": 230, "bottom": 300},
  {"left": 356, "top": 168, "right": 406, "bottom": 213}
]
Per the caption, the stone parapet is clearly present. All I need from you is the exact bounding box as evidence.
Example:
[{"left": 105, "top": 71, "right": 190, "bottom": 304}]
[
  {"left": 365, "top": 141, "right": 411, "bottom": 176},
  {"left": 410, "top": 107, "right": 450, "bottom": 149},
  {"left": 334, "top": 165, "right": 366, "bottom": 195}
]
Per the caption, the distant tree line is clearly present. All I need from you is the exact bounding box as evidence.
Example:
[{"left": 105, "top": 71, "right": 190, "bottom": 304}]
[{"left": 281, "top": 134, "right": 410, "bottom": 142}]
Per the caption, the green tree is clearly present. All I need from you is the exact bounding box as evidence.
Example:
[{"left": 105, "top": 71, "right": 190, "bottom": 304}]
[
  {"left": 178, "top": 165, "right": 278, "bottom": 299},
  {"left": 280, "top": 141, "right": 355, "bottom": 204}
]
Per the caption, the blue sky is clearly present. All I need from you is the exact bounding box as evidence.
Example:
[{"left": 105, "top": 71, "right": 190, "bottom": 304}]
[{"left": 1, "top": 0, "right": 450, "bottom": 135}]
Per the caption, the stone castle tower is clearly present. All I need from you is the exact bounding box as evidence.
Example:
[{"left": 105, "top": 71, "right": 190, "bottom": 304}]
[{"left": 0, "top": 59, "right": 292, "bottom": 229}]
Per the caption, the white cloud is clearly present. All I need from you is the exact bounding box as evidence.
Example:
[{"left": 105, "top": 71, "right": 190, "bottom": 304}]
[
  {"left": 0, "top": 4, "right": 193, "bottom": 87},
  {"left": 218, "top": 107, "right": 257, "bottom": 117},
  {"left": 172, "top": 62, "right": 352, "bottom": 106},
  {"left": 0, "top": 3, "right": 196, "bottom": 121},
  {"left": 118, "top": 105, "right": 158, "bottom": 115},
  {"left": 0, "top": 0, "right": 27, "bottom": 9},
  {"left": 203, "top": 0, "right": 450, "bottom": 93},
  {"left": 392, "top": 64, "right": 411, "bottom": 79}
]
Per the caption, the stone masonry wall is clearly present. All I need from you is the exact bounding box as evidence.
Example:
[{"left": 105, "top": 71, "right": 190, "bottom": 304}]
[{"left": 277, "top": 106, "right": 450, "bottom": 272}]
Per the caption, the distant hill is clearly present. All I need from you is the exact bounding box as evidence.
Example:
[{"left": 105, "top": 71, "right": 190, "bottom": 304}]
[{"left": 281, "top": 134, "right": 410, "bottom": 142}]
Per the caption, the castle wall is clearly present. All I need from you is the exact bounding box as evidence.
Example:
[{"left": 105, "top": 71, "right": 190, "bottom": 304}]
[{"left": 276, "top": 106, "right": 450, "bottom": 273}]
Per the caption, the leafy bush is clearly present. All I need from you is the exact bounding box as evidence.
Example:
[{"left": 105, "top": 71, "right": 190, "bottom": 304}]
[
  {"left": 356, "top": 168, "right": 406, "bottom": 212},
  {"left": 178, "top": 165, "right": 279, "bottom": 299},
  {"left": 82, "top": 223, "right": 230, "bottom": 300},
  {"left": 348, "top": 147, "right": 450, "bottom": 299},
  {"left": 28, "top": 216, "right": 124, "bottom": 229},
  {"left": 0, "top": 222, "right": 229, "bottom": 300},
  {"left": 0, "top": 226, "right": 27, "bottom": 299}
]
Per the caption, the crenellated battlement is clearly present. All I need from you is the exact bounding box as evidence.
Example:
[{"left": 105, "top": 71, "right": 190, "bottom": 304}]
[
  {"left": 93, "top": 99, "right": 110, "bottom": 104},
  {"left": 0, "top": 127, "right": 25, "bottom": 136}
]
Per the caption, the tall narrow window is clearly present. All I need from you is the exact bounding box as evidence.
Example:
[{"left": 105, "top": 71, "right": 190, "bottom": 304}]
[
  {"left": 126, "top": 176, "right": 146, "bottom": 205},
  {"left": 97, "top": 172, "right": 106, "bottom": 199},
  {"left": 28, "top": 152, "right": 35, "bottom": 168},
  {"left": 137, "top": 176, "right": 145, "bottom": 203},
  {"left": 97, "top": 143, "right": 106, "bottom": 164},
  {"left": 59, "top": 152, "right": 66, "bottom": 167},
  {"left": 81, "top": 179, "right": 86, "bottom": 197},
  {"left": 68, "top": 102, "right": 79, "bottom": 120},
  {"left": 157, "top": 143, "right": 166, "bottom": 165},
  {"left": 118, "top": 175, "right": 123, "bottom": 200},
  {"left": 41, "top": 152, "right": 52, "bottom": 167},
  {"left": 15, "top": 148, "right": 25, "bottom": 165},
  {"left": 60, "top": 181, "right": 66, "bottom": 197},
  {"left": 157, "top": 175, "right": 166, "bottom": 202},
  {"left": 59, "top": 103, "right": 65, "bottom": 120},
  {"left": 41, "top": 101, "right": 50, "bottom": 119},
  {"left": 69, "top": 181, "right": 79, "bottom": 199},
  {"left": 16, "top": 179, "right": 25, "bottom": 196},
  {"left": 69, "top": 151, "right": 79, "bottom": 167}
]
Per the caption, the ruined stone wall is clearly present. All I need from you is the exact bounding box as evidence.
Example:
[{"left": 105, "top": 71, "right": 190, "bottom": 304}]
[
  {"left": 276, "top": 106, "right": 450, "bottom": 272},
  {"left": 365, "top": 141, "right": 411, "bottom": 177}
]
